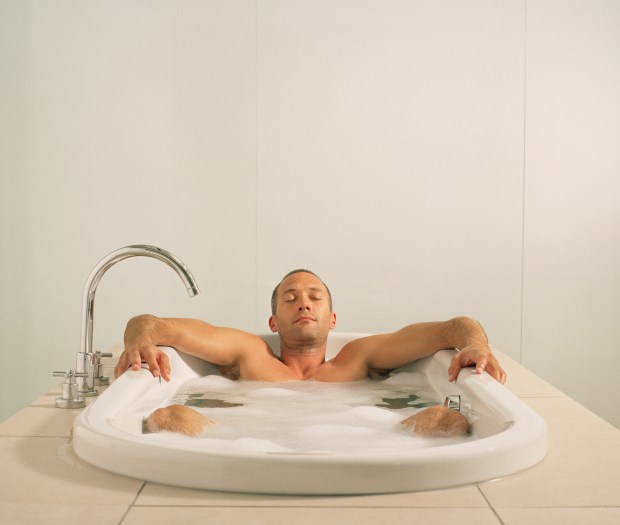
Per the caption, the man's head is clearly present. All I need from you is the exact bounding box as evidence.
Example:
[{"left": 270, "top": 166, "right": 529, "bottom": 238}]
[
  {"left": 270, "top": 269, "right": 332, "bottom": 315},
  {"left": 268, "top": 270, "right": 336, "bottom": 346}
]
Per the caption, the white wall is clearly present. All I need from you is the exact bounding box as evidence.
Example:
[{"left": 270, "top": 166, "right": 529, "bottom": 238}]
[
  {"left": 523, "top": 0, "right": 620, "bottom": 427},
  {"left": 1, "top": 0, "right": 618, "bottom": 428}
]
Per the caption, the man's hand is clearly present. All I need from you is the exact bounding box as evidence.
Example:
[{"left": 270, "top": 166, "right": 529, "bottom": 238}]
[
  {"left": 113, "top": 343, "right": 171, "bottom": 381},
  {"left": 113, "top": 315, "right": 171, "bottom": 381},
  {"left": 448, "top": 345, "right": 506, "bottom": 384}
]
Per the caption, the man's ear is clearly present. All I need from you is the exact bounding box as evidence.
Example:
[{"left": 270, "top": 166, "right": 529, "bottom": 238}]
[
  {"left": 268, "top": 315, "right": 278, "bottom": 333},
  {"left": 329, "top": 312, "right": 337, "bottom": 330}
]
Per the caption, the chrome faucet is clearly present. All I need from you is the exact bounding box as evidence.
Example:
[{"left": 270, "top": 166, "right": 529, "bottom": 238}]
[{"left": 76, "top": 245, "right": 200, "bottom": 396}]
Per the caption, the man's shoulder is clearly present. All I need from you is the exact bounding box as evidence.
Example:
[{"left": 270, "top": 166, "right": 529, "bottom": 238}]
[{"left": 336, "top": 333, "right": 390, "bottom": 355}]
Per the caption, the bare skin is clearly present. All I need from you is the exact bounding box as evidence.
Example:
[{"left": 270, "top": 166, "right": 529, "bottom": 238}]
[
  {"left": 400, "top": 406, "right": 470, "bottom": 438},
  {"left": 143, "top": 405, "right": 214, "bottom": 436},
  {"left": 114, "top": 271, "right": 506, "bottom": 385}
]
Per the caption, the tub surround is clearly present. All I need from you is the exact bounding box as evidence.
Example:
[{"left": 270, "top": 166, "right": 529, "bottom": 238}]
[{"left": 1, "top": 348, "right": 619, "bottom": 525}]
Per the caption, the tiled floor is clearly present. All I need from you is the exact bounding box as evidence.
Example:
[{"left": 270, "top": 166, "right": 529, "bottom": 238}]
[{"left": 1, "top": 353, "right": 619, "bottom": 525}]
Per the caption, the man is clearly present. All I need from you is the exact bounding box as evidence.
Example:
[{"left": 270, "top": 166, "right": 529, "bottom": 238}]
[{"left": 114, "top": 269, "right": 506, "bottom": 385}]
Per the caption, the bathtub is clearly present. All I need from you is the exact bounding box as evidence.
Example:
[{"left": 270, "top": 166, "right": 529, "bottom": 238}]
[{"left": 72, "top": 332, "right": 547, "bottom": 494}]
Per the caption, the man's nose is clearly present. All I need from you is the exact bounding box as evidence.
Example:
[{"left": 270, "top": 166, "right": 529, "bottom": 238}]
[{"left": 298, "top": 297, "right": 311, "bottom": 310}]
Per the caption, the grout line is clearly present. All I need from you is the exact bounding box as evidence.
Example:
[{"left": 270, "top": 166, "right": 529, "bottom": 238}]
[
  {"left": 118, "top": 481, "right": 147, "bottom": 525},
  {"left": 0, "top": 434, "right": 72, "bottom": 439},
  {"left": 254, "top": 0, "right": 260, "bottom": 332},
  {"left": 476, "top": 484, "right": 505, "bottom": 525},
  {"left": 117, "top": 503, "right": 500, "bottom": 509},
  {"left": 519, "top": 0, "right": 529, "bottom": 367},
  {"left": 517, "top": 395, "right": 567, "bottom": 399}
]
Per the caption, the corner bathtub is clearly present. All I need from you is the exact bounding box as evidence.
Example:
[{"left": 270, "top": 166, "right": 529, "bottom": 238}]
[{"left": 73, "top": 332, "right": 547, "bottom": 494}]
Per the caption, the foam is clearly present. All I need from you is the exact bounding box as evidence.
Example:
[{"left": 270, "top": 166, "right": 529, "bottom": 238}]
[{"left": 114, "top": 373, "right": 472, "bottom": 454}]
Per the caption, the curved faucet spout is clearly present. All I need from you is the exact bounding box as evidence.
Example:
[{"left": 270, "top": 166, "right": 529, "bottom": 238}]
[{"left": 78, "top": 245, "right": 200, "bottom": 394}]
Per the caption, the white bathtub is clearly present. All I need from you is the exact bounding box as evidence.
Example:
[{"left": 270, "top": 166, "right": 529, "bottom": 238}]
[{"left": 73, "top": 332, "right": 547, "bottom": 494}]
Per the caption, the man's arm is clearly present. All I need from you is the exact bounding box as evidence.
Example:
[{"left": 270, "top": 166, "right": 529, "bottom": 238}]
[
  {"left": 113, "top": 314, "right": 263, "bottom": 381},
  {"left": 333, "top": 317, "right": 506, "bottom": 384}
]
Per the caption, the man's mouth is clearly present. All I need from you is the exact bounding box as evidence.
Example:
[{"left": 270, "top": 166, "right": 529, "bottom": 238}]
[{"left": 295, "top": 316, "right": 316, "bottom": 323}]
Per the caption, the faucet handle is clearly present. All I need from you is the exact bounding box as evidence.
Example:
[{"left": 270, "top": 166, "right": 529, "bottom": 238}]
[
  {"left": 93, "top": 350, "right": 113, "bottom": 386},
  {"left": 53, "top": 369, "right": 88, "bottom": 409},
  {"left": 53, "top": 370, "right": 89, "bottom": 378}
]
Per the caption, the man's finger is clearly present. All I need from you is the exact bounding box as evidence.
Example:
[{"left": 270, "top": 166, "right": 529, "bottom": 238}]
[
  {"left": 475, "top": 355, "right": 488, "bottom": 375},
  {"left": 114, "top": 352, "right": 140, "bottom": 378},
  {"left": 493, "top": 364, "right": 507, "bottom": 384},
  {"left": 143, "top": 354, "right": 161, "bottom": 378},
  {"left": 448, "top": 354, "right": 462, "bottom": 382},
  {"left": 157, "top": 353, "right": 171, "bottom": 382}
]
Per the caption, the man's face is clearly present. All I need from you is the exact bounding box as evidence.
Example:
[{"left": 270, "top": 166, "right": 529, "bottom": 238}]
[{"left": 268, "top": 272, "right": 336, "bottom": 347}]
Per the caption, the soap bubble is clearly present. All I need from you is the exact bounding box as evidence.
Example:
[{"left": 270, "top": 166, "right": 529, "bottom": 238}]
[{"left": 114, "top": 371, "right": 471, "bottom": 454}]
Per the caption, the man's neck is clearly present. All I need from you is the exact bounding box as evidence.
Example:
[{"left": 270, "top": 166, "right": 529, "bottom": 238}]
[{"left": 280, "top": 345, "right": 327, "bottom": 379}]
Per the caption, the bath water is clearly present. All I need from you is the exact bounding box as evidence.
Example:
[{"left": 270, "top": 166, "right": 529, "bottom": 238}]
[{"left": 116, "top": 372, "right": 472, "bottom": 454}]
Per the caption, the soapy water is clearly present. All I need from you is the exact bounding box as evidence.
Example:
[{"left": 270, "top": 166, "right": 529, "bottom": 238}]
[{"left": 116, "top": 372, "right": 472, "bottom": 454}]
